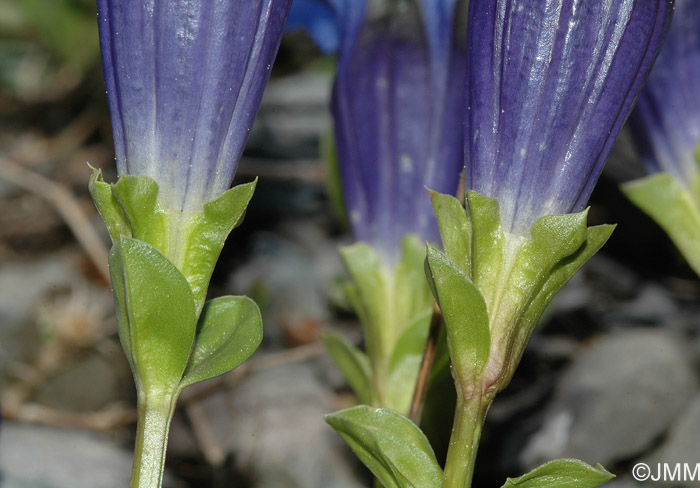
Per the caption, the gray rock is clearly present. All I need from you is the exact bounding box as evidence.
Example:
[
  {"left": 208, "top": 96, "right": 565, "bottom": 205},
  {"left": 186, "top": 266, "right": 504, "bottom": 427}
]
[
  {"left": 170, "top": 388, "right": 235, "bottom": 464},
  {"left": 642, "top": 393, "right": 700, "bottom": 487},
  {"left": 613, "top": 284, "right": 678, "bottom": 324},
  {"left": 224, "top": 361, "right": 365, "bottom": 488},
  {"left": 0, "top": 255, "right": 80, "bottom": 332},
  {"left": 276, "top": 219, "right": 344, "bottom": 287},
  {"left": 0, "top": 255, "right": 83, "bottom": 389},
  {"left": 32, "top": 346, "right": 133, "bottom": 412},
  {"left": 253, "top": 70, "right": 332, "bottom": 148},
  {"left": 521, "top": 329, "right": 697, "bottom": 469},
  {"left": 585, "top": 254, "right": 640, "bottom": 300},
  {"left": 166, "top": 410, "right": 201, "bottom": 461},
  {"left": 0, "top": 422, "right": 183, "bottom": 488},
  {"left": 548, "top": 272, "right": 591, "bottom": 314}
]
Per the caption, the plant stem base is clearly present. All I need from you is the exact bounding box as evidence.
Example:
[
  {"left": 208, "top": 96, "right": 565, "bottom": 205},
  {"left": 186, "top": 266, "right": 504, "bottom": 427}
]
[
  {"left": 442, "top": 393, "right": 491, "bottom": 488},
  {"left": 131, "top": 391, "right": 177, "bottom": 488}
]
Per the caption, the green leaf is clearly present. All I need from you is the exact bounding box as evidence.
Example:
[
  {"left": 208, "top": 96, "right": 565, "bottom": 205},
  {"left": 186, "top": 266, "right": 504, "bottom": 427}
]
[
  {"left": 394, "top": 236, "right": 434, "bottom": 332},
  {"left": 325, "top": 406, "right": 442, "bottom": 488},
  {"left": 109, "top": 237, "right": 197, "bottom": 393},
  {"left": 503, "top": 211, "right": 590, "bottom": 325},
  {"left": 430, "top": 190, "right": 471, "bottom": 274},
  {"left": 425, "top": 245, "right": 490, "bottom": 387},
  {"left": 501, "top": 458, "right": 614, "bottom": 488},
  {"left": 507, "top": 224, "right": 614, "bottom": 375},
  {"left": 388, "top": 308, "right": 433, "bottom": 374},
  {"left": 467, "top": 191, "right": 504, "bottom": 296},
  {"left": 179, "top": 296, "right": 262, "bottom": 389},
  {"left": 344, "top": 282, "right": 371, "bottom": 334},
  {"left": 525, "top": 224, "right": 614, "bottom": 324},
  {"left": 323, "top": 332, "right": 372, "bottom": 405},
  {"left": 386, "top": 308, "right": 433, "bottom": 413},
  {"left": 88, "top": 165, "right": 129, "bottom": 242},
  {"left": 339, "top": 243, "right": 388, "bottom": 361},
  {"left": 180, "top": 180, "right": 256, "bottom": 311},
  {"left": 622, "top": 172, "right": 700, "bottom": 276},
  {"left": 111, "top": 175, "right": 167, "bottom": 251},
  {"left": 528, "top": 210, "right": 589, "bottom": 266}
]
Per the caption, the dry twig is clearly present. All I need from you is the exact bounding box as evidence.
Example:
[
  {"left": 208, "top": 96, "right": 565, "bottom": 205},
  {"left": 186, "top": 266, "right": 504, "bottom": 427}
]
[
  {"left": 3, "top": 341, "right": 327, "bottom": 434},
  {"left": 0, "top": 156, "right": 110, "bottom": 281},
  {"left": 409, "top": 303, "right": 443, "bottom": 424}
]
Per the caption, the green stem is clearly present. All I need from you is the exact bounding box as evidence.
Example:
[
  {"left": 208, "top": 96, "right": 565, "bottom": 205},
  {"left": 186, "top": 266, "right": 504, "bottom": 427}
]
[
  {"left": 442, "top": 392, "right": 491, "bottom": 488},
  {"left": 131, "top": 390, "right": 178, "bottom": 488}
]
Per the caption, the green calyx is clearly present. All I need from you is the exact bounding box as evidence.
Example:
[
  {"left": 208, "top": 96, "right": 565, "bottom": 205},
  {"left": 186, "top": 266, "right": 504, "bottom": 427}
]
[
  {"left": 90, "top": 167, "right": 262, "bottom": 396},
  {"left": 326, "top": 235, "right": 434, "bottom": 413},
  {"left": 89, "top": 166, "right": 255, "bottom": 314},
  {"left": 622, "top": 171, "right": 700, "bottom": 276},
  {"left": 426, "top": 190, "right": 614, "bottom": 397}
]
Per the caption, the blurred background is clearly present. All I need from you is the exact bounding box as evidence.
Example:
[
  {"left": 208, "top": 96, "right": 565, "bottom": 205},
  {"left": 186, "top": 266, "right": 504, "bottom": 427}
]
[{"left": 1, "top": 2, "right": 700, "bottom": 487}]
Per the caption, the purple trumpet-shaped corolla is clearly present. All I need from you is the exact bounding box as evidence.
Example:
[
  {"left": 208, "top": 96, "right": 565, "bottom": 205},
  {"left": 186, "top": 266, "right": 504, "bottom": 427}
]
[
  {"left": 465, "top": 0, "right": 674, "bottom": 236},
  {"left": 628, "top": 0, "right": 700, "bottom": 186},
  {"left": 329, "top": 0, "right": 466, "bottom": 259},
  {"left": 97, "top": 0, "right": 292, "bottom": 212}
]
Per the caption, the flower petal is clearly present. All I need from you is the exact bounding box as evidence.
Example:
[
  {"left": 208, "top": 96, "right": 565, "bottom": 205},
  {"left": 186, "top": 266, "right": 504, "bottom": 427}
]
[
  {"left": 332, "top": 0, "right": 465, "bottom": 258},
  {"left": 465, "top": 0, "right": 673, "bottom": 235},
  {"left": 97, "top": 0, "right": 292, "bottom": 211},
  {"left": 628, "top": 0, "right": 700, "bottom": 185}
]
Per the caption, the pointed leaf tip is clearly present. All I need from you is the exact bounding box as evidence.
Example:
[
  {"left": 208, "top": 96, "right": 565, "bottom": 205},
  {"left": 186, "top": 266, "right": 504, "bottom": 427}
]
[
  {"left": 501, "top": 458, "right": 614, "bottom": 488},
  {"left": 326, "top": 406, "right": 442, "bottom": 488},
  {"left": 431, "top": 190, "right": 471, "bottom": 273}
]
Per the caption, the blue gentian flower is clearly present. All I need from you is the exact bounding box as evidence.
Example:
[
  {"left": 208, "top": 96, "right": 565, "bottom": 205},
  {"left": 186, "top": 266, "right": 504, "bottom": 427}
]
[
  {"left": 97, "top": 0, "right": 292, "bottom": 212},
  {"left": 629, "top": 0, "right": 700, "bottom": 185},
  {"left": 286, "top": 0, "right": 340, "bottom": 54},
  {"left": 465, "top": 0, "right": 674, "bottom": 236},
  {"left": 330, "top": 0, "right": 466, "bottom": 259}
]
